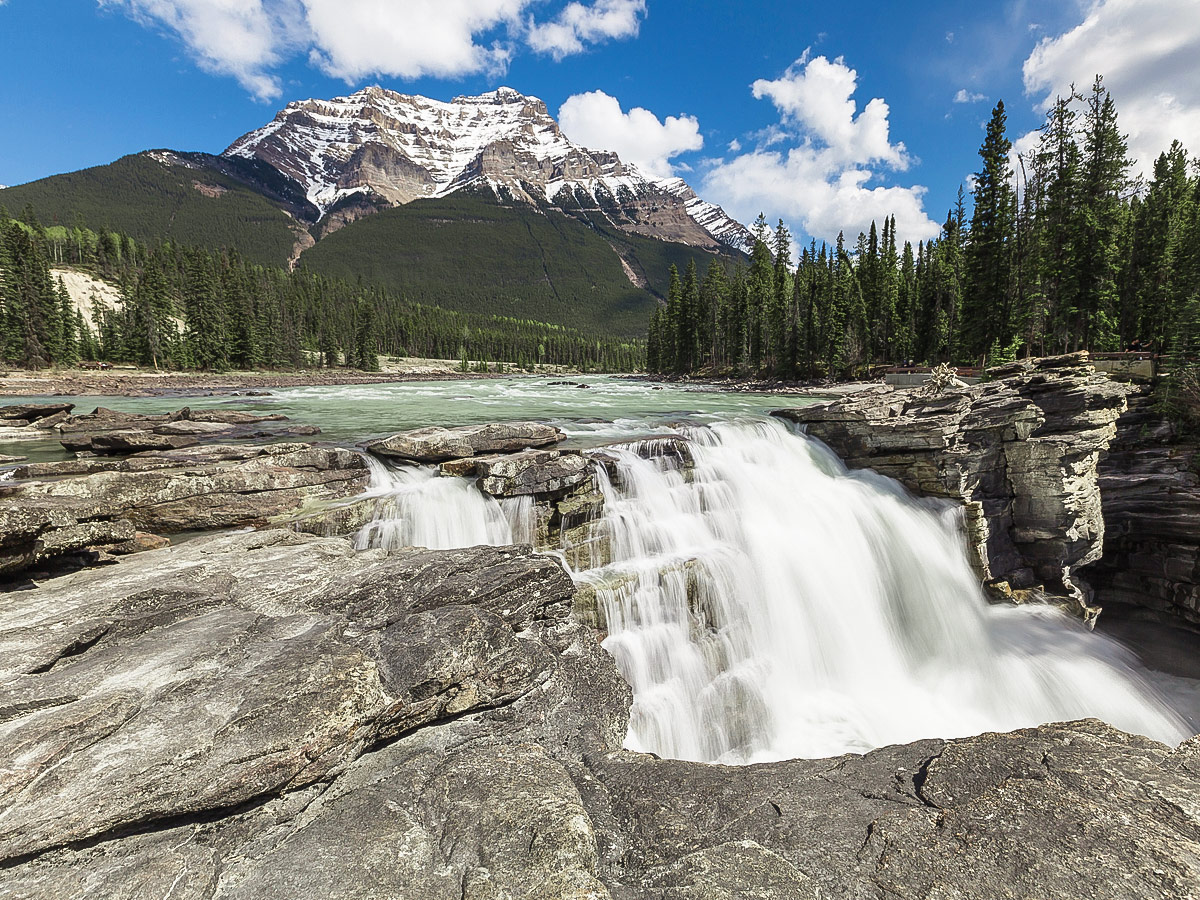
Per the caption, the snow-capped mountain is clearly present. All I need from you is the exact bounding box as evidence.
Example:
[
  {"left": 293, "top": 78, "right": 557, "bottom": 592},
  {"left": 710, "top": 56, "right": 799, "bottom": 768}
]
[{"left": 224, "top": 86, "right": 751, "bottom": 253}]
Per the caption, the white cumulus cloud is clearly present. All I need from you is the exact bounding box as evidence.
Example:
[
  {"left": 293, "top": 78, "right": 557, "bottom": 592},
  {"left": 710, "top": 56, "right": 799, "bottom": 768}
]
[
  {"left": 558, "top": 90, "right": 702, "bottom": 179},
  {"left": 527, "top": 0, "right": 646, "bottom": 60},
  {"left": 751, "top": 54, "right": 909, "bottom": 170},
  {"left": 954, "top": 89, "right": 986, "bottom": 104},
  {"left": 99, "top": 0, "right": 294, "bottom": 100},
  {"left": 100, "top": 0, "right": 647, "bottom": 99},
  {"left": 703, "top": 54, "right": 938, "bottom": 246},
  {"left": 301, "top": 0, "right": 525, "bottom": 82},
  {"left": 1022, "top": 0, "right": 1200, "bottom": 175}
]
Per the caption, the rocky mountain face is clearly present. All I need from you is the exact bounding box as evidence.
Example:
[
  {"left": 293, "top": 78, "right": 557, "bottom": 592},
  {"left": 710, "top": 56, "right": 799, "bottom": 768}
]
[
  {"left": 775, "top": 353, "right": 1131, "bottom": 618},
  {"left": 224, "top": 86, "right": 752, "bottom": 252}
]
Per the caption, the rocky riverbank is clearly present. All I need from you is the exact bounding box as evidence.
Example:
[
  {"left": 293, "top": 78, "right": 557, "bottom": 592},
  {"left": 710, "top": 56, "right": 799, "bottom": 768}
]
[
  {"left": 0, "top": 367, "right": 497, "bottom": 398},
  {"left": 0, "top": 403, "right": 368, "bottom": 577},
  {"left": 4, "top": 370, "right": 1200, "bottom": 898},
  {"left": 3, "top": 529, "right": 1199, "bottom": 899}
]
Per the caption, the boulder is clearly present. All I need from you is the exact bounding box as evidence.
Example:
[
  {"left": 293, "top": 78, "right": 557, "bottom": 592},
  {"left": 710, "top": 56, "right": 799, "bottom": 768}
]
[
  {"left": 61, "top": 429, "right": 200, "bottom": 454},
  {"left": 476, "top": 449, "right": 593, "bottom": 498},
  {"left": 0, "top": 402, "right": 74, "bottom": 422},
  {"left": 776, "top": 353, "right": 1129, "bottom": 608},
  {"left": 108, "top": 531, "right": 172, "bottom": 556},
  {"left": 368, "top": 422, "right": 564, "bottom": 462},
  {"left": 152, "top": 420, "right": 234, "bottom": 435},
  {"left": 1, "top": 530, "right": 1198, "bottom": 899}
]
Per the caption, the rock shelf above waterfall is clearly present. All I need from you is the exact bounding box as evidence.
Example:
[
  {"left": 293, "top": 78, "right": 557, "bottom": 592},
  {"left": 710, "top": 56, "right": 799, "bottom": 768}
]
[
  {"left": 366, "top": 421, "right": 564, "bottom": 462},
  {"left": 774, "top": 353, "right": 1130, "bottom": 613},
  {"left": 0, "top": 441, "right": 368, "bottom": 577}
]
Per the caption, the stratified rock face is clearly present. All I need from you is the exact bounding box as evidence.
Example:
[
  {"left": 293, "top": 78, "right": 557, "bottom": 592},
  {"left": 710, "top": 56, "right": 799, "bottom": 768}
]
[
  {"left": 223, "top": 86, "right": 753, "bottom": 252},
  {"left": 1091, "top": 390, "right": 1200, "bottom": 627},
  {"left": 0, "top": 442, "right": 368, "bottom": 575},
  {"left": 775, "top": 354, "right": 1129, "bottom": 605},
  {"left": 2, "top": 530, "right": 1199, "bottom": 898},
  {"left": 367, "top": 421, "right": 564, "bottom": 462}
]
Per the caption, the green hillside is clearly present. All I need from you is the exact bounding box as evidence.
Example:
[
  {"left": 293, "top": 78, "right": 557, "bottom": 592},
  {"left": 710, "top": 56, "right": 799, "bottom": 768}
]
[
  {"left": 0, "top": 153, "right": 299, "bottom": 268},
  {"left": 1, "top": 159, "right": 740, "bottom": 338},
  {"left": 298, "top": 192, "right": 733, "bottom": 337}
]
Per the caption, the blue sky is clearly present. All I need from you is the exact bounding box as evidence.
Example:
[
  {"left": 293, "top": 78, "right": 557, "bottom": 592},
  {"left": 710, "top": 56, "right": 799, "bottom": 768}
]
[{"left": 2, "top": 0, "right": 1198, "bottom": 247}]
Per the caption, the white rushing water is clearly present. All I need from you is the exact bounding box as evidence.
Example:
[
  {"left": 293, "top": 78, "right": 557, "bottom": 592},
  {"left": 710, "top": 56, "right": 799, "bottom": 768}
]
[
  {"left": 355, "top": 455, "right": 535, "bottom": 551},
  {"left": 356, "top": 416, "right": 1190, "bottom": 762}
]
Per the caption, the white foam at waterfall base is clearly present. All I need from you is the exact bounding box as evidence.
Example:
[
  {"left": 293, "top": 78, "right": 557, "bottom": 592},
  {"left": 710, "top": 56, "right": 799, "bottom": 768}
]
[{"left": 355, "top": 420, "right": 1190, "bottom": 763}]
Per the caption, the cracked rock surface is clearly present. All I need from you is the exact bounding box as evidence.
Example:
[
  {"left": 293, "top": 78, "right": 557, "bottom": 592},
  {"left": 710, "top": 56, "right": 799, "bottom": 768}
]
[{"left": 2, "top": 530, "right": 1199, "bottom": 898}]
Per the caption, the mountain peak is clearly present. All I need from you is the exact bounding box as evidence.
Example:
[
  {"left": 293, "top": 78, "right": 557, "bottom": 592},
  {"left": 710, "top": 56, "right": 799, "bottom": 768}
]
[{"left": 224, "top": 87, "right": 750, "bottom": 252}]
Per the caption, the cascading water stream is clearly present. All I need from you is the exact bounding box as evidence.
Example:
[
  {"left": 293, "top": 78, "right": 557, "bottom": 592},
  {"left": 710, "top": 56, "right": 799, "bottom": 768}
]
[
  {"left": 355, "top": 455, "right": 535, "bottom": 550},
  {"left": 356, "top": 417, "right": 1190, "bottom": 762}
]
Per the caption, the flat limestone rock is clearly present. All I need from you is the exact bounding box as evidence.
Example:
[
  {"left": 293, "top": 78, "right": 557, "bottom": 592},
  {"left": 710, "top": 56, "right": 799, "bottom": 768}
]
[
  {"left": 368, "top": 422, "right": 564, "bottom": 462},
  {"left": 0, "top": 531, "right": 583, "bottom": 867},
  {"left": 0, "top": 402, "right": 74, "bottom": 421}
]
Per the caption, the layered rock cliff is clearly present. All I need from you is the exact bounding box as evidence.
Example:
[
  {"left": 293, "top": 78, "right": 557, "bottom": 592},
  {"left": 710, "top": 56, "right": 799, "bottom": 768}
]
[
  {"left": 1090, "top": 390, "right": 1200, "bottom": 628},
  {"left": 774, "top": 354, "right": 1130, "bottom": 614}
]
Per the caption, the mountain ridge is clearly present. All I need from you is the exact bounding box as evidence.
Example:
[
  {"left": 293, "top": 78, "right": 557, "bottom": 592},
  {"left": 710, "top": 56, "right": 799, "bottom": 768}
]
[{"left": 223, "top": 85, "right": 752, "bottom": 253}]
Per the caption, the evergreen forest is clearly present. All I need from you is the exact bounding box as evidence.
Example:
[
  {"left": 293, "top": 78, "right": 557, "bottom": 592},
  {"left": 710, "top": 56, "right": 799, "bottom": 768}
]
[
  {"left": 0, "top": 206, "right": 644, "bottom": 372},
  {"left": 646, "top": 77, "right": 1200, "bottom": 381}
]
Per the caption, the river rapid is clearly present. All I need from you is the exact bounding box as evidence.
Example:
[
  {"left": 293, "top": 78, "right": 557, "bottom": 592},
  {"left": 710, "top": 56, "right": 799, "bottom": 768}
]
[{"left": 5, "top": 375, "right": 1195, "bottom": 760}]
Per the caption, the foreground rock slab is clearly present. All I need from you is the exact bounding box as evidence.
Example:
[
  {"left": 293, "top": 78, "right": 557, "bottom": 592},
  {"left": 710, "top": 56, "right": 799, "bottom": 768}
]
[
  {"left": 0, "top": 442, "right": 368, "bottom": 576},
  {"left": 368, "top": 422, "right": 564, "bottom": 463},
  {"left": 776, "top": 353, "right": 1129, "bottom": 609},
  {"left": 1, "top": 531, "right": 1198, "bottom": 899}
]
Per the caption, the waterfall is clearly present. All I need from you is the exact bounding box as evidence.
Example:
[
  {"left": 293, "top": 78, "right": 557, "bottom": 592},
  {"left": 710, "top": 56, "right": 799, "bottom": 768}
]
[
  {"left": 354, "top": 455, "right": 534, "bottom": 551},
  {"left": 356, "top": 420, "right": 1189, "bottom": 762}
]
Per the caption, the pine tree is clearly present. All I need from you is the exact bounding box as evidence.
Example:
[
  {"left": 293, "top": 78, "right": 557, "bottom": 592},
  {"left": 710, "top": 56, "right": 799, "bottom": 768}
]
[
  {"left": 746, "top": 216, "right": 772, "bottom": 372},
  {"left": 962, "top": 101, "right": 1017, "bottom": 362},
  {"left": 1074, "top": 75, "right": 1131, "bottom": 350},
  {"left": 352, "top": 298, "right": 380, "bottom": 371}
]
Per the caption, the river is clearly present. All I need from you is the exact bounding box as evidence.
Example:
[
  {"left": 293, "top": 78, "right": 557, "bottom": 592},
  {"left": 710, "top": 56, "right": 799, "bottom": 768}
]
[{"left": 3, "top": 375, "right": 1195, "bottom": 759}]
